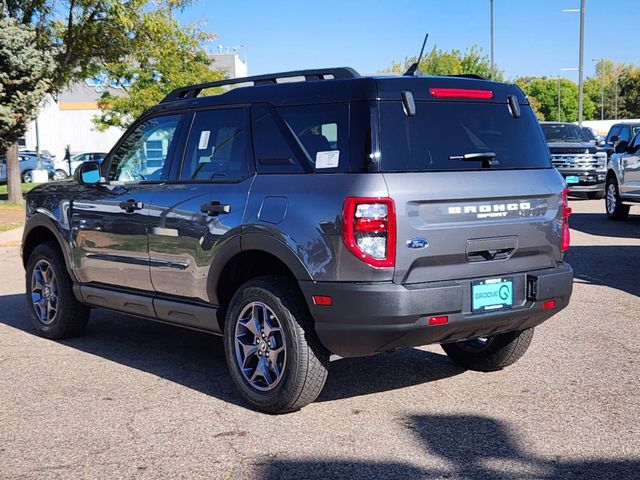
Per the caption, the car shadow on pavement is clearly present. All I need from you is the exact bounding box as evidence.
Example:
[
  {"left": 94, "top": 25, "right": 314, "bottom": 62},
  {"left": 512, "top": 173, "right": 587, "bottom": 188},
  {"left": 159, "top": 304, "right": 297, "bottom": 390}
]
[
  {"left": 565, "top": 245, "right": 640, "bottom": 297},
  {"left": 318, "top": 348, "right": 464, "bottom": 402},
  {"left": 0, "top": 293, "right": 463, "bottom": 407},
  {"left": 569, "top": 211, "right": 640, "bottom": 238},
  {"left": 258, "top": 414, "right": 640, "bottom": 479}
]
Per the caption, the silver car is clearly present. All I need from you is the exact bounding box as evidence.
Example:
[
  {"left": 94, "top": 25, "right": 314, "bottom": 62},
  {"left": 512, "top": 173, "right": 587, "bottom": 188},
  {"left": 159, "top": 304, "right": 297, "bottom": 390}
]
[{"left": 606, "top": 130, "right": 640, "bottom": 220}]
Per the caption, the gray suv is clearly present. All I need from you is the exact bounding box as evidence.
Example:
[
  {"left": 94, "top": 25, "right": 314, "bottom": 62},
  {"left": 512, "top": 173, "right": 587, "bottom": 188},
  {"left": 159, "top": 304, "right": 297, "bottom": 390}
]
[
  {"left": 606, "top": 129, "right": 640, "bottom": 220},
  {"left": 22, "top": 68, "right": 574, "bottom": 413}
]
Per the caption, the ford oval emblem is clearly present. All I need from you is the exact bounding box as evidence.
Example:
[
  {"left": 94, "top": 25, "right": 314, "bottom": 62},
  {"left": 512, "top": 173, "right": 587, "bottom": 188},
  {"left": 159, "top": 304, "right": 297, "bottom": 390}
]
[{"left": 406, "top": 237, "right": 429, "bottom": 249}]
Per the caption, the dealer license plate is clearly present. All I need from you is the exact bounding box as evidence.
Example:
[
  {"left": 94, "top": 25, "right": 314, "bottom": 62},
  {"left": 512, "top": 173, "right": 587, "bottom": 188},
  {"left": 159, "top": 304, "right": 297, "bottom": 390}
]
[{"left": 472, "top": 278, "right": 513, "bottom": 312}]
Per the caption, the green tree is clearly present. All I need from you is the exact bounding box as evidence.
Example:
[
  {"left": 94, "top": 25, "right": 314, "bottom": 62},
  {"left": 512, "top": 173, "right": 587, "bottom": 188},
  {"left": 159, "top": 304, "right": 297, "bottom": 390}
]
[
  {"left": 515, "top": 76, "right": 595, "bottom": 122},
  {"left": 387, "top": 45, "right": 504, "bottom": 80},
  {"left": 0, "top": 0, "right": 212, "bottom": 201},
  {"left": 94, "top": 7, "right": 222, "bottom": 130},
  {"left": 619, "top": 67, "right": 640, "bottom": 118},
  {"left": 586, "top": 59, "right": 635, "bottom": 120},
  {"left": 0, "top": 18, "right": 51, "bottom": 202}
]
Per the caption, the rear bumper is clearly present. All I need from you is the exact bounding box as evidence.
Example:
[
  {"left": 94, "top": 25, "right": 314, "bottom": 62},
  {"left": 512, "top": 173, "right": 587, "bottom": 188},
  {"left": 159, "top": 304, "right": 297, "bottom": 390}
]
[{"left": 300, "top": 263, "right": 573, "bottom": 358}]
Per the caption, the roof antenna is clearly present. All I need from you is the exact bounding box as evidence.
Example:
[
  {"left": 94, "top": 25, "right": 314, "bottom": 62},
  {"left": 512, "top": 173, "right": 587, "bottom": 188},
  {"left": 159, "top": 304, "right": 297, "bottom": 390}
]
[{"left": 403, "top": 33, "right": 429, "bottom": 76}]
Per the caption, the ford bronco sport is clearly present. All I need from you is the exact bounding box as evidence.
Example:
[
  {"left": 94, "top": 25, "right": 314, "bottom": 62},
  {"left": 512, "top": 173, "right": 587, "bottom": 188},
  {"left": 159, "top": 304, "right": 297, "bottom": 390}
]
[{"left": 22, "top": 67, "right": 574, "bottom": 413}]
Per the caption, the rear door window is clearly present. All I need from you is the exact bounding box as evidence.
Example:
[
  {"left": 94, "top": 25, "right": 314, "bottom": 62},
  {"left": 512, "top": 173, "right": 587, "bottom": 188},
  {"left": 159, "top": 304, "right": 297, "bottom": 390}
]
[
  {"left": 379, "top": 101, "right": 550, "bottom": 172},
  {"left": 277, "top": 103, "right": 350, "bottom": 172},
  {"left": 180, "top": 108, "right": 252, "bottom": 181}
]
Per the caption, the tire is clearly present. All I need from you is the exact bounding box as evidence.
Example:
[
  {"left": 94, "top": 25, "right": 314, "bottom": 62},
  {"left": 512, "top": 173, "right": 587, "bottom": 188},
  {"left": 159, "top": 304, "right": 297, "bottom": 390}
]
[
  {"left": 25, "top": 242, "right": 90, "bottom": 339},
  {"left": 223, "top": 276, "right": 329, "bottom": 414},
  {"left": 441, "top": 328, "right": 534, "bottom": 372},
  {"left": 605, "top": 176, "right": 630, "bottom": 221},
  {"left": 587, "top": 191, "right": 604, "bottom": 200},
  {"left": 22, "top": 169, "right": 33, "bottom": 183},
  {"left": 53, "top": 169, "right": 68, "bottom": 181}
]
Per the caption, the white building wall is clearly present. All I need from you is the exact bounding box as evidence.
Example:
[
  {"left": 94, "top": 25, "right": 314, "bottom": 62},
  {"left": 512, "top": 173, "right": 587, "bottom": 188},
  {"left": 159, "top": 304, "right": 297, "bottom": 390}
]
[
  {"left": 23, "top": 53, "right": 246, "bottom": 161},
  {"left": 24, "top": 96, "right": 123, "bottom": 161}
]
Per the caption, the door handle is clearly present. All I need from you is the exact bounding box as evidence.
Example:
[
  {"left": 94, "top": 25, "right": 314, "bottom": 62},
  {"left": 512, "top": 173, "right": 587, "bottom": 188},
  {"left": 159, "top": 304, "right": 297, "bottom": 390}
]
[
  {"left": 119, "top": 199, "right": 144, "bottom": 213},
  {"left": 200, "top": 201, "right": 231, "bottom": 216}
]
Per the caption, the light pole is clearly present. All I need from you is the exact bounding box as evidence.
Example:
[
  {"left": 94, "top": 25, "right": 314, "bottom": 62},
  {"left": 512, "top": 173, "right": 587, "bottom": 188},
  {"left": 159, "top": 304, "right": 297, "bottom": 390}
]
[
  {"left": 490, "top": 0, "right": 494, "bottom": 80},
  {"left": 563, "top": 0, "right": 586, "bottom": 126},
  {"left": 557, "top": 75, "right": 561, "bottom": 121}
]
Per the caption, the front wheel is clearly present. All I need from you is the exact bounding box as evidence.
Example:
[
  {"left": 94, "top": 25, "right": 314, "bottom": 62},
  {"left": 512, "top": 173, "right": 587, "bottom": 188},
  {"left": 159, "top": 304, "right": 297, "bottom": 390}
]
[
  {"left": 441, "top": 328, "right": 534, "bottom": 372},
  {"left": 26, "top": 242, "right": 90, "bottom": 339},
  {"left": 53, "top": 169, "right": 68, "bottom": 181},
  {"left": 605, "top": 177, "right": 630, "bottom": 221},
  {"left": 22, "top": 169, "right": 33, "bottom": 183},
  {"left": 223, "top": 276, "right": 329, "bottom": 414}
]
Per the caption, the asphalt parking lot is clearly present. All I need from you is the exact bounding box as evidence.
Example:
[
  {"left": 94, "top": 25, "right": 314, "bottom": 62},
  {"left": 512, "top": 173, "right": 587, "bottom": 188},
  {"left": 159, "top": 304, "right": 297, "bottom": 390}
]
[{"left": 0, "top": 198, "right": 638, "bottom": 479}]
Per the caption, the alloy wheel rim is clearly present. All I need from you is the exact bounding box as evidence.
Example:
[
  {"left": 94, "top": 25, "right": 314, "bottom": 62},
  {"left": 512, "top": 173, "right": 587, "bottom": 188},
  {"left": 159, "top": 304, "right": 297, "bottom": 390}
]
[
  {"left": 234, "top": 301, "right": 286, "bottom": 391},
  {"left": 606, "top": 183, "right": 617, "bottom": 214},
  {"left": 31, "top": 260, "right": 59, "bottom": 325}
]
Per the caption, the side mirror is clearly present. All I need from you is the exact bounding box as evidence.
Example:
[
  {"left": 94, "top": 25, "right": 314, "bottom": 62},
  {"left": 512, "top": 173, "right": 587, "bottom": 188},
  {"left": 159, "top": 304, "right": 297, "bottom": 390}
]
[
  {"left": 609, "top": 135, "right": 619, "bottom": 145},
  {"left": 598, "top": 139, "right": 606, "bottom": 147},
  {"left": 74, "top": 161, "right": 101, "bottom": 185},
  {"left": 614, "top": 140, "right": 629, "bottom": 154}
]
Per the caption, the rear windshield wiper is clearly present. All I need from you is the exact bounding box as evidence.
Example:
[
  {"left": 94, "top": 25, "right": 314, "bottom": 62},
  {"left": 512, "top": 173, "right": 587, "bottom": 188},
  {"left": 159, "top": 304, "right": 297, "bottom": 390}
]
[{"left": 449, "top": 152, "right": 499, "bottom": 167}]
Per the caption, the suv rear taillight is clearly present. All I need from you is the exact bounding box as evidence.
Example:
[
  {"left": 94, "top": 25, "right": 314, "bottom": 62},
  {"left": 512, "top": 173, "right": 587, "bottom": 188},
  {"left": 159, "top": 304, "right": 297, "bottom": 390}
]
[
  {"left": 561, "top": 188, "right": 572, "bottom": 252},
  {"left": 342, "top": 197, "right": 396, "bottom": 268}
]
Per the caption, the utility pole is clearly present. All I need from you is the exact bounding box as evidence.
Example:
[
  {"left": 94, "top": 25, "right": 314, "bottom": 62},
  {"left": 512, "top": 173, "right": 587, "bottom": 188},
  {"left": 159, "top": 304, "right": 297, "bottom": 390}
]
[
  {"left": 614, "top": 70, "right": 619, "bottom": 119},
  {"left": 490, "top": 0, "right": 494, "bottom": 80},
  {"left": 577, "top": 0, "right": 585, "bottom": 126},
  {"left": 557, "top": 75, "right": 561, "bottom": 121}
]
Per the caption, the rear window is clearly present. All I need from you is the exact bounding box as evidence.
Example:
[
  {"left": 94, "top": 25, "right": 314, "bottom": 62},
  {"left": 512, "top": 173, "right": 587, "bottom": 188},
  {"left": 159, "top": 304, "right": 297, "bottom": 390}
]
[{"left": 379, "top": 101, "right": 550, "bottom": 172}]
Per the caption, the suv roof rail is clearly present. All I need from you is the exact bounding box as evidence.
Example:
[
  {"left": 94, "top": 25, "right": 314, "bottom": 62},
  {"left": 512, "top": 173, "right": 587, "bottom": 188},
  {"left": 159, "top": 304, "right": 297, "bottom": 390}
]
[
  {"left": 161, "top": 67, "right": 361, "bottom": 103},
  {"left": 447, "top": 74, "right": 487, "bottom": 80}
]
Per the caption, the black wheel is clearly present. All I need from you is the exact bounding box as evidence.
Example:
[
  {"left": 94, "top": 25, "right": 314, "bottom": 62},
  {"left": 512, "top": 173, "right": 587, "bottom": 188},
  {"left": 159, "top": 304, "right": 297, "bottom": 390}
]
[
  {"left": 441, "top": 328, "right": 534, "bottom": 372},
  {"left": 25, "top": 242, "right": 90, "bottom": 339},
  {"left": 605, "top": 176, "right": 630, "bottom": 221},
  {"left": 587, "top": 191, "right": 604, "bottom": 200},
  {"left": 223, "top": 276, "right": 329, "bottom": 414},
  {"left": 22, "top": 169, "right": 33, "bottom": 183}
]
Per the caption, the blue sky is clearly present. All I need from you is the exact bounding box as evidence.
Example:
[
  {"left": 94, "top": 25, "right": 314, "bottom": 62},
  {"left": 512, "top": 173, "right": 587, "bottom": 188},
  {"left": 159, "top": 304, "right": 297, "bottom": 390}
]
[{"left": 179, "top": 0, "right": 639, "bottom": 80}]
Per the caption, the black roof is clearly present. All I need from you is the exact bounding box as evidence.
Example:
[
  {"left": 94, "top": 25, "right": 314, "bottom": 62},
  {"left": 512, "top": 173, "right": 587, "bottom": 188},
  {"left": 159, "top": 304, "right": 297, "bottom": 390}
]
[{"left": 147, "top": 67, "right": 528, "bottom": 116}]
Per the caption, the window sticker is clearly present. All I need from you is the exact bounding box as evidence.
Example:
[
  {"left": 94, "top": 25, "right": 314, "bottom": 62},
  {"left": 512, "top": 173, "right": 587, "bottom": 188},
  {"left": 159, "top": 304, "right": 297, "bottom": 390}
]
[
  {"left": 315, "top": 150, "right": 340, "bottom": 169},
  {"left": 198, "top": 130, "right": 211, "bottom": 150}
]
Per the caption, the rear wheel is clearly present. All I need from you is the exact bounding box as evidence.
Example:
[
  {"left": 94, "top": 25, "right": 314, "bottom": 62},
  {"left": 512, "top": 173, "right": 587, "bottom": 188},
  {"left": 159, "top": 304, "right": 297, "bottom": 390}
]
[
  {"left": 441, "top": 328, "right": 534, "bottom": 372},
  {"left": 587, "top": 191, "right": 604, "bottom": 200},
  {"left": 25, "top": 242, "right": 90, "bottom": 339},
  {"left": 605, "top": 176, "right": 630, "bottom": 221},
  {"left": 22, "top": 169, "right": 33, "bottom": 183},
  {"left": 223, "top": 276, "right": 329, "bottom": 414}
]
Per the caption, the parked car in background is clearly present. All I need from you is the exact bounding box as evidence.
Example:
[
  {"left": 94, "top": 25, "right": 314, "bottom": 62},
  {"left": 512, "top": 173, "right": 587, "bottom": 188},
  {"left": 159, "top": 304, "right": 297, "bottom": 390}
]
[
  {"left": 606, "top": 130, "right": 640, "bottom": 220},
  {"left": 602, "top": 122, "right": 640, "bottom": 158},
  {"left": 0, "top": 154, "right": 56, "bottom": 183},
  {"left": 53, "top": 152, "right": 108, "bottom": 179},
  {"left": 541, "top": 122, "right": 607, "bottom": 199}
]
